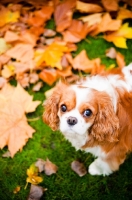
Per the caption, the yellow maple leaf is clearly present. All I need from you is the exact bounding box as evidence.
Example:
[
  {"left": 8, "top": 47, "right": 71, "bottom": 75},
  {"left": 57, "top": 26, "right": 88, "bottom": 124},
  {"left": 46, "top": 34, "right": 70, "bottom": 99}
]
[
  {"left": 25, "top": 164, "right": 43, "bottom": 189},
  {"left": 0, "top": 10, "right": 20, "bottom": 27},
  {"left": 34, "top": 42, "right": 68, "bottom": 70},
  {"left": 104, "top": 23, "right": 132, "bottom": 48}
]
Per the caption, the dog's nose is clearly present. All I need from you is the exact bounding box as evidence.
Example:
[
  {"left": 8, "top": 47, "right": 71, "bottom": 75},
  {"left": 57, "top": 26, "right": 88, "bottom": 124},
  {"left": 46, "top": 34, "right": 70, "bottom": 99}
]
[{"left": 67, "top": 117, "right": 78, "bottom": 126}]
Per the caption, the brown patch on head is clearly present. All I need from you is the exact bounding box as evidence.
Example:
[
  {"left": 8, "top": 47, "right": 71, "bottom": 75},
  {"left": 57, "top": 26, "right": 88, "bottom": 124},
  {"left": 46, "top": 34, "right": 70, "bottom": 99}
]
[{"left": 59, "top": 88, "right": 76, "bottom": 115}]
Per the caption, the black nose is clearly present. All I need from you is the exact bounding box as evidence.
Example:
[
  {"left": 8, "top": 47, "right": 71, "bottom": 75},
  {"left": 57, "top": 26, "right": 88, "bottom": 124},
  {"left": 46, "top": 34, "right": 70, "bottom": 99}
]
[{"left": 67, "top": 117, "right": 78, "bottom": 126}]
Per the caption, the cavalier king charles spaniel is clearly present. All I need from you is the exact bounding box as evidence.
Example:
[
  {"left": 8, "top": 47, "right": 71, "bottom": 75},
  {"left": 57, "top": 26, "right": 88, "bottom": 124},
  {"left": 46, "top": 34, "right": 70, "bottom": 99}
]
[{"left": 43, "top": 63, "right": 132, "bottom": 176}]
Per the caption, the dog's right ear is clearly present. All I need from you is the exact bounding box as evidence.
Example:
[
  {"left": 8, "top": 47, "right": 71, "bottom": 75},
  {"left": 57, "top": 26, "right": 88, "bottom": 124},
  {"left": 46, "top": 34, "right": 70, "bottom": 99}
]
[{"left": 43, "top": 82, "right": 67, "bottom": 131}]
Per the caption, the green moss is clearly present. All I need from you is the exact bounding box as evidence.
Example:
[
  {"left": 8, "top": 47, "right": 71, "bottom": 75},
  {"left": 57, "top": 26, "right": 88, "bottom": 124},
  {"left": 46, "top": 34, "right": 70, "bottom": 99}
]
[{"left": 0, "top": 21, "right": 132, "bottom": 200}]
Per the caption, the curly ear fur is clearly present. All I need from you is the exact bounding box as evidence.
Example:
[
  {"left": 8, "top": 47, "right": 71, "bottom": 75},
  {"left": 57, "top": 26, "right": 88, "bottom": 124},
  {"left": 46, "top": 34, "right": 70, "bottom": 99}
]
[
  {"left": 89, "top": 92, "right": 119, "bottom": 143},
  {"left": 43, "top": 82, "right": 67, "bottom": 131}
]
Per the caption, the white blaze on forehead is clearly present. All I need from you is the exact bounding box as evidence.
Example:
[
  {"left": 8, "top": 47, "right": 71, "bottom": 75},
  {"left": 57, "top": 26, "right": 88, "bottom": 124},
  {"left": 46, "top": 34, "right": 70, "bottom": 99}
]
[{"left": 70, "top": 85, "right": 93, "bottom": 107}]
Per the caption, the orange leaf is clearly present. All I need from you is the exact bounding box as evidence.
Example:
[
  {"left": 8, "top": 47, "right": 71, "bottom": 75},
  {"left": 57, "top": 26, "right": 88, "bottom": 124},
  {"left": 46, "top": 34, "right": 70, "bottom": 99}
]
[
  {"left": 101, "top": 0, "right": 119, "bottom": 11},
  {"left": 117, "top": 8, "right": 132, "bottom": 20},
  {"left": 39, "top": 68, "right": 58, "bottom": 85},
  {"left": 116, "top": 52, "right": 125, "bottom": 68}
]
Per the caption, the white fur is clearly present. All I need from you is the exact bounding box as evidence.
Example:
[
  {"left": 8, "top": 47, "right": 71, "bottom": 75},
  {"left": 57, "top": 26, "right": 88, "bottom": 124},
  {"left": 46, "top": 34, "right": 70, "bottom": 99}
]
[
  {"left": 122, "top": 63, "right": 132, "bottom": 91},
  {"left": 89, "top": 158, "right": 112, "bottom": 176}
]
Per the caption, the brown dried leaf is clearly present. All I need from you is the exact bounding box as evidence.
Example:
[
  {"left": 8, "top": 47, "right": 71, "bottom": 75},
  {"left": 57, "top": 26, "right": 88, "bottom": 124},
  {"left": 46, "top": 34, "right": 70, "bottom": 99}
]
[
  {"left": 35, "top": 158, "right": 45, "bottom": 173},
  {"left": 32, "top": 82, "right": 43, "bottom": 92},
  {"left": 105, "top": 47, "right": 117, "bottom": 59},
  {"left": 101, "top": 0, "right": 119, "bottom": 11},
  {"left": 27, "top": 184, "right": 45, "bottom": 200},
  {"left": 2, "top": 150, "right": 11, "bottom": 158},
  {"left": 71, "top": 160, "right": 87, "bottom": 177},
  {"left": 63, "top": 20, "right": 91, "bottom": 43},
  {"left": 44, "top": 158, "right": 58, "bottom": 176},
  {"left": 54, "top": 0, "right": 76, "bottom": 32}
]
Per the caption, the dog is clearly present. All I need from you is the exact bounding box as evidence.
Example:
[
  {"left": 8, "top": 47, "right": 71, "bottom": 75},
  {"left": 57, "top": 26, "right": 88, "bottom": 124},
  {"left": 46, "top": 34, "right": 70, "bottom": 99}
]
[{"left": 43, "top": 63, "right": 132, "bottom": 176}]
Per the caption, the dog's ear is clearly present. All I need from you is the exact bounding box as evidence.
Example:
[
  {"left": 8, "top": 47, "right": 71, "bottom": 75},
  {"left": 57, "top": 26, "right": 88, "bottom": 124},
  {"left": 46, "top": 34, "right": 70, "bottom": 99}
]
[
  {"left": 43, "top": 82, "right": 67, "bottom": 131},
  {"left": 89, "top": 92, "right": 119, "bottom": 143}
]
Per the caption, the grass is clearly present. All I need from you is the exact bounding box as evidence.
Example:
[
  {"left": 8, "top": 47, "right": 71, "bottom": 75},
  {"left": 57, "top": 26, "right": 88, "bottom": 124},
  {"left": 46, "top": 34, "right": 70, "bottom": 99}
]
[{"left": 0, "top": 24, "right": 132, "bottom": 200}]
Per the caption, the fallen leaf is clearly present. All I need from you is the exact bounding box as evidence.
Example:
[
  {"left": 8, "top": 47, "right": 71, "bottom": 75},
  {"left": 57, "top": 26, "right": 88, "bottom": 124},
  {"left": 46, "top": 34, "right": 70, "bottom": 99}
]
[
  {"left": 0, "top": 8, "right": 20, "bottom": 27},
  {"left": 104, "top": 23, "right": 132, "bottom": 48},
  {"left": 63, "top": 19, "right": 91, "bottom": 43},
  {"left": 116, "top": 52, "right": 125, "bottom": 68},
  {"left": 16, "top": 73, "right": 30, "bottom": 88},
  {"left": 101, "top": 0, "right": 119, "bottom": 11},
  {"left": 39, "top": 68, "right": 58, "bottom": 85},
  {"left": 117, "top": 8, "right": 132, "bottom": 20},
  {"left": 0, "top": 83, "right": 41, "bottom": 157},
  {"left": 32, "top": 82, "right": 43, "bottom": 92},
  {"left": 105, "top": 47, "right": 125, "bottom": 68},
  {"left": 41, "top": 42, "right": 68, "bottom": 69},
  {"left": 68, "top": 50, "right": 101, "bottom": 73},
  {"left": 44, "top": 158, "right": 58, "bottom": 176},
  {"left": 1, "top": 64, "right": 15, "bottom": 78},
  {"left": 90, "top": 13, "right": 121, "bottom": 36},
  {"left": 79, "top": 13, "right": 103, "bottom": 26},
  {"left": 0, "top": 77, "right": 7, "bottom": 89},
  {"left": 43, "top": 29, "right": 56, "bottom": 37},
  {"left": 11, "top": 83, "right": 41, "bottom": 113},
  {"left": 0, "top": 38, "right": 11, "bottom": 55},
  {"left": 71, "top": 160, "right": 87, "bottom": 177},
  {"left": 54, "top": 0, "right": 76, "bottom": 32},
  {"left": 5, "top": 43, "right": 34, "bottom": 63},
  {"left": 27, "top": 184, "right": 46, "bottom": 200},
  {"left": 2, "top": 150, "right": 11, "bottom": 158},
  {"left": 4, "top": 30, "right": 19, "bottom": 43},
  {"left": 76, "top": 1, "right": 103, "bottom": 13},
  {"left": 26, "top": 164, "right": 43, "bottom": 185},
  {"left": 105, "top": 47, "right": 117, "bottom": 59},
  {"left": 29, "top": 73, "right": 39, "bottom": 84},
  {"left": 35, "top": 158, "right": 45, "bottom": 173},
  {"left": 13, "top": 186, "right": 21, "bottom": 194}
]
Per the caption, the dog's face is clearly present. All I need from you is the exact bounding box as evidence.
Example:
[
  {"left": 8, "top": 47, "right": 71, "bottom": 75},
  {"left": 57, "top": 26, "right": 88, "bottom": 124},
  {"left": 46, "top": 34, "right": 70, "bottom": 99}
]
[
  {"left": 43, "top": 82, "right": 119, "bottom": 147},
  {"left": 58, "top": 85, "right": 98, "bottom": 136}
]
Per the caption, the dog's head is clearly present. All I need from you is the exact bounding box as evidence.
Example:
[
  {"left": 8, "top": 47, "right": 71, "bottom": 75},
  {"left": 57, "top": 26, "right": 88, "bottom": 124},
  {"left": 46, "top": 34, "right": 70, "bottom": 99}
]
[{"left": 43, "top": 82, "right": 119, "bottom": 145}]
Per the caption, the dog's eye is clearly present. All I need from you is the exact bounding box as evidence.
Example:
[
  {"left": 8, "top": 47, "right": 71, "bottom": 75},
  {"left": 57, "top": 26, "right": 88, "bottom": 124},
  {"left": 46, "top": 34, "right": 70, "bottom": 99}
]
[
  {"left": 83, "top": 109, "right": 92, "bottom": 117},
  {"left": 61, "top": 104, "right": 67, "bottom": 112}
]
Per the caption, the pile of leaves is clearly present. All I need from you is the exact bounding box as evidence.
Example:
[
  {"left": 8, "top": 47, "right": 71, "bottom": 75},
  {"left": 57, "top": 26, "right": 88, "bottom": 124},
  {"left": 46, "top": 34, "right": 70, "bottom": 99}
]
[{"left": 0, "top": 0, "right": 132, "bottom": 88}]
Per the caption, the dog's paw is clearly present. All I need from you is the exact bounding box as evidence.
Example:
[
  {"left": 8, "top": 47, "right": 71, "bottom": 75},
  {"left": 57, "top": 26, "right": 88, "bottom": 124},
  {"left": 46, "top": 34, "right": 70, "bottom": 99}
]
[{"left": 88, "top": 158, "right": 112, "bottom": 176}]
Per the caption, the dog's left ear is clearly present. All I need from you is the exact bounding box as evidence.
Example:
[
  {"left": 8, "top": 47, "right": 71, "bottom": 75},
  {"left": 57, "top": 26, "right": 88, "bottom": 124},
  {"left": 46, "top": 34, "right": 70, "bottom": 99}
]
[
  {"left": 89, "top": 92, "right": 119, "bottom": 143},
  {"left": 43, "top": 82, "right": 67, "bottom": 131}
]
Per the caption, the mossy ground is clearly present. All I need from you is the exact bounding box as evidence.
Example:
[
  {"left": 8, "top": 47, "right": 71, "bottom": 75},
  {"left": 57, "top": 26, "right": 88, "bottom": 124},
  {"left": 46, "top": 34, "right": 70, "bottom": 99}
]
[{"left": 0, "top": 23, "right": 132, "bottom": 200}]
